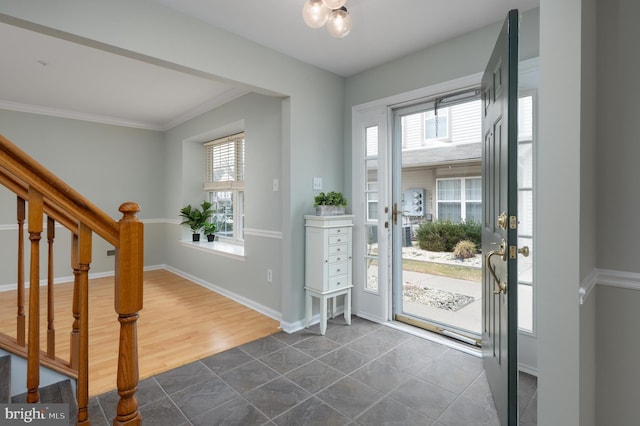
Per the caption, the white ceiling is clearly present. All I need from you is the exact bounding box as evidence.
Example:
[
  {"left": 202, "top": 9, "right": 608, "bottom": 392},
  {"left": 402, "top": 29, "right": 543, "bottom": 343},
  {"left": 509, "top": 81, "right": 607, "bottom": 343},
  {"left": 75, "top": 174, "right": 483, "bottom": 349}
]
[{"left": 0, "top": 0, "right": 538, "bottom": 131}]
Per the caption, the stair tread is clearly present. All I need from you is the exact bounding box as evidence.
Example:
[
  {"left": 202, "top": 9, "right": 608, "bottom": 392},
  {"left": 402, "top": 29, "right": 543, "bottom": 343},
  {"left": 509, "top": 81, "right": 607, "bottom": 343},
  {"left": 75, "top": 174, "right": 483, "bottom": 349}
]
[
  {"left": 0, "top": 355, "right": 10, "bottom": 403},
  {"left": 12, "top": 379, "right": 77, "bottom": 407},
  {"left": 10, "top": 379, "right": 77, "bottom": 426}
]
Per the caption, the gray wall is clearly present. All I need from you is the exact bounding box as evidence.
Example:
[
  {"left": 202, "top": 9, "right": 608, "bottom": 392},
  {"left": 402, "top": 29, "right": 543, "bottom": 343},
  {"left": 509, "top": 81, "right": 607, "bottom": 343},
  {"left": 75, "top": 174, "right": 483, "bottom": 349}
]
[
  {"left": 595, "top": 0, "right": 640, "bottom": 424},
  {"left": 163, "top": 92, "right": 284, "bottom": 313}
]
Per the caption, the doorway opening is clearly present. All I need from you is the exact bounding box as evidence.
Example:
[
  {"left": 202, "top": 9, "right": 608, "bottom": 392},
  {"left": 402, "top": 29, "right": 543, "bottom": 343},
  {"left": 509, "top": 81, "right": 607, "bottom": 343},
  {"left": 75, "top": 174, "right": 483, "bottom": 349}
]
[{"left": 391, "top": 90, "right": 484, "bottom": 345}]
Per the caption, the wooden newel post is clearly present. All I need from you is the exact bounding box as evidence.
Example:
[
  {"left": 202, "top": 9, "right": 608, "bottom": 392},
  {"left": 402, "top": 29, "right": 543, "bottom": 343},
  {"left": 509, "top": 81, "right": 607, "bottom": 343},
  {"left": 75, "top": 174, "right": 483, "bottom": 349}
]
[{"left": 113, "top": 202, "right": 143, "bottom": 426}]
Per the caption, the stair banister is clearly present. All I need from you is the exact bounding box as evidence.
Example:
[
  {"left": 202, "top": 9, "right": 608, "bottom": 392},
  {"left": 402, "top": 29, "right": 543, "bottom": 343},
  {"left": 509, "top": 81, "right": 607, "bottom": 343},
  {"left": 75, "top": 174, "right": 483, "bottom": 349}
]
[{"left": 0, "top": 134, "right": 144, "bottom": 425}]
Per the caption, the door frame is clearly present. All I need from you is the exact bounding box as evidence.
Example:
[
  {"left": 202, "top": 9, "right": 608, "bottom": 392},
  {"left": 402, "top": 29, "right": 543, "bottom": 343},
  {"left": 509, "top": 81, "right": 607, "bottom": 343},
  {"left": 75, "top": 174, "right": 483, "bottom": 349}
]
[
  {"left": 351, "top": 74, "right": 482, "bottom": 324},
  {"left": 351, "top": 62, "right": 539, "bottom": 369}
]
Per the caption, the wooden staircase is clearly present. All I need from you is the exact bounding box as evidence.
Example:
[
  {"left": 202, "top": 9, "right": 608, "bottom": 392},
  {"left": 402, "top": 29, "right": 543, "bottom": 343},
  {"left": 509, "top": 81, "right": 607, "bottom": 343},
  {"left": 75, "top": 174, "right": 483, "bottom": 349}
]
[{"left": 0, "top": 134, "right": 144, "bottom": 425}]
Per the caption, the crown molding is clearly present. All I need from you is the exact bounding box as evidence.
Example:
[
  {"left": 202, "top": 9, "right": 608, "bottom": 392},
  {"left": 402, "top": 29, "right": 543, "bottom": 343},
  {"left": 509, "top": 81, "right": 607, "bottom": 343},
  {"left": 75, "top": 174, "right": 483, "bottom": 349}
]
[{"left": 0, "top": 87, "right": 249, "bottom": 132}]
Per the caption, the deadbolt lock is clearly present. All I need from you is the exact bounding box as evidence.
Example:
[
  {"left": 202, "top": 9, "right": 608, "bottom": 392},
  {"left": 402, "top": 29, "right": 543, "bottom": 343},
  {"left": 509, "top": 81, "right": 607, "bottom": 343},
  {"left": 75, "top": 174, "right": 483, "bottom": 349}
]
[{"left": 497, "top": 212, "right": 507, "bottom": 230}]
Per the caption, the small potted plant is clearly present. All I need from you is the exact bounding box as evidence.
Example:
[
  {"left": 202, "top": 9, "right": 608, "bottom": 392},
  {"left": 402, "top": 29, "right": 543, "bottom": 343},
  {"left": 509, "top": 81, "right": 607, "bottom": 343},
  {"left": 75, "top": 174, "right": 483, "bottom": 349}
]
[
  {"left": 179, "top": 201, "right": 214, "bottom": 241},
  {"left": 203, "top": 221, "right": 217, "bottom": 242},
  {"left": 314, "top": 191, "right": 347, "bottom": 216}
]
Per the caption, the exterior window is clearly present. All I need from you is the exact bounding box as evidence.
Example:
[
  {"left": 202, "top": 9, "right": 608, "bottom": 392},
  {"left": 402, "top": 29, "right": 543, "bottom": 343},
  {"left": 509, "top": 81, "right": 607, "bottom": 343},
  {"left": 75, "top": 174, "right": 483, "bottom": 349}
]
[
  {"left": 425, "top": 108, "right": 449, "bottom": 140},
  {"left": 436, "top": 177, "right": 481, "bottom": 223},
  {"left": 204, "top": 133, "right": 245, "bottom": 243}
]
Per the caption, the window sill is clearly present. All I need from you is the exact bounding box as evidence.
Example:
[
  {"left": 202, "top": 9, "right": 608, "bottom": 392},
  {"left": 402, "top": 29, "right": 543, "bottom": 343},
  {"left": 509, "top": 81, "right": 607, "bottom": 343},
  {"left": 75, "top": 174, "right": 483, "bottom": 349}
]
[{"left": 180, "top": 239, "right": 246, "bottom": 261}]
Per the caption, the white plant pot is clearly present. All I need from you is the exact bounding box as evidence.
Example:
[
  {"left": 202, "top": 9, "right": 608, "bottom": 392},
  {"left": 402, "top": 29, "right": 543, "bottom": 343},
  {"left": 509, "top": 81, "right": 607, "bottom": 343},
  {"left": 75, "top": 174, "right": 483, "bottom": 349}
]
[{"left": 315, "top": 205, "right": 346, "bottom": 216}]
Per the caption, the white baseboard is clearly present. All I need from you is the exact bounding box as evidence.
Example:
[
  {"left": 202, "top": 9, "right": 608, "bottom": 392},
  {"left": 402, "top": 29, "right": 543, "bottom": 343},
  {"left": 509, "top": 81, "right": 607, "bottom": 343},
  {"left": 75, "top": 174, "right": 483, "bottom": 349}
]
[{"left": 161, "top": 264, "right": 283, "bottom": 325}]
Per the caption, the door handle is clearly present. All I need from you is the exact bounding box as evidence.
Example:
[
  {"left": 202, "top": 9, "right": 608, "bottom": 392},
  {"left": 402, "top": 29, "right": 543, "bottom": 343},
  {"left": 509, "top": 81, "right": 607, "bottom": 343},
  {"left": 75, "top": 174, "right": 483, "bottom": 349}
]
[
  {"left": 486, "top": 239, "right": 507, "bottom": 294},
  {"left": 392, "top": 203, "right": 410, "bottom": 225}
]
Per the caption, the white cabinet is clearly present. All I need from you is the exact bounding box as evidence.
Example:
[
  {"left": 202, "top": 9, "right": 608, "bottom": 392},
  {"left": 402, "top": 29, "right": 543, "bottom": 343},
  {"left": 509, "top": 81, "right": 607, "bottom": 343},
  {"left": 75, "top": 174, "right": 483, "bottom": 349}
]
[{"left": 304, "top": 215, "right": 353, "bottom": 335}]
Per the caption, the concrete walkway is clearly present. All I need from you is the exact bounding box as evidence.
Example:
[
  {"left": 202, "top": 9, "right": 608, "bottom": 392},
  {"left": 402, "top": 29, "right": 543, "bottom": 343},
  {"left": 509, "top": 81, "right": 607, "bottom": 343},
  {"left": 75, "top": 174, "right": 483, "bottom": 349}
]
[{"left": 401, "top": 270, "right": 482, "bottom": 335}]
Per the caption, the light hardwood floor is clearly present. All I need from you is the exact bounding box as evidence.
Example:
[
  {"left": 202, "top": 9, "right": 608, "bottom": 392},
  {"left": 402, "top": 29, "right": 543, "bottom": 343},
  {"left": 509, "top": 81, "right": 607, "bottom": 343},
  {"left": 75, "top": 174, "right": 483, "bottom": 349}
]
[{"left": 0, "top": 269, "right": 281, "bottom": 396}]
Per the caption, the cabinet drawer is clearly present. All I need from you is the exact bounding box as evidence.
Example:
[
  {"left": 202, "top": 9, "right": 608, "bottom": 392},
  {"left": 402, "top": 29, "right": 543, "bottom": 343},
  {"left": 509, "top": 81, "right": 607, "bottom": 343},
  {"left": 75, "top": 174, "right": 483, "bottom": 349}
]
[
  {"left": 328, "top": 274, "right": 349, "bottom": 290},
  {"left": 328, "top": 244, "right": 348, "bottom": 255},
  {"left": 329, "top": 227, "right": 349, "bottom": 236},
  {"left": 329, "top": 253, "right": 348, "bottom": 264},
  {"left": 329, "top": 235, "right": 348, "bottom": 245},
  {"left": 328, "top": 262, "right": 348, "bottom": 276}
]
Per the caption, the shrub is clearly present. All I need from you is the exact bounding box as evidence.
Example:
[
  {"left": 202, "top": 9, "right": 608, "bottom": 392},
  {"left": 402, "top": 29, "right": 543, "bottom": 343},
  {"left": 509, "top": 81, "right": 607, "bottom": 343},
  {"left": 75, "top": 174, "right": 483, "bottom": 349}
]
[
  {"left": 453, "top": 240, "right": 477, "bottom": 259},
  {"left": 415, "top": 220, "right": 482, "bottom": 252}
]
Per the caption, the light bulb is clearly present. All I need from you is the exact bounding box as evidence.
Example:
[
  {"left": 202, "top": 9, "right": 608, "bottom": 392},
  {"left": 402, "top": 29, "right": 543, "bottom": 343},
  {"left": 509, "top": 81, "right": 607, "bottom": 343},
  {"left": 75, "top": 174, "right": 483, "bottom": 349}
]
[
  {"left": 326, "top": 7, "right": 351, "bottom": 38},
  {"left": 303, "top": 0, "right": 330, "bottom": 29},
  {"left": 322, "top": 0, "right": 347, "bottom": 9}
]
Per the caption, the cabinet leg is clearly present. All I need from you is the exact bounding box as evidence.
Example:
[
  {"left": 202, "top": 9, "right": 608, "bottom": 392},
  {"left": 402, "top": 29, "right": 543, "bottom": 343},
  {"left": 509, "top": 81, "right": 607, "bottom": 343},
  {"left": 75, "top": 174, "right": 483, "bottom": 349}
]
[
  {"left": 319, "top": 296, "right": 327, "bottom": 335},
  {"left": 305, "top": 291, "right": 312, "bottom": 328},
  {"left": 345, "top": 289, "right": 352, "bottom": 325}
]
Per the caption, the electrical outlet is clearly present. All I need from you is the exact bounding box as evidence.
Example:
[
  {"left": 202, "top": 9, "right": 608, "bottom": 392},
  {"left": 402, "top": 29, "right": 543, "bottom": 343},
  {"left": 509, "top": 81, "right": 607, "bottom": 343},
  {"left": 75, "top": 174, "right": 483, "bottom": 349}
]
[
  {"left": 107, "top": 249, "right": 116, "bottom": 256},
  {"left": 267, "top": 269, "right": 273, "bottom": 283},
  {"left": 273, "top": 178, "right": 279, "bottom": 191}
]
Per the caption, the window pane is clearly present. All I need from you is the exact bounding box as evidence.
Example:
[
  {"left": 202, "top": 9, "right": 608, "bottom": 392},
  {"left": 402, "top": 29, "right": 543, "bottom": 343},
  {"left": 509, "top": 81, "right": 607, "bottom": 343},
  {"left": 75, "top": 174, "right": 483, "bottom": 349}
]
[
  {"left": 518, "top": 143, "right": 533, "bottom": 188},
  {"left": 425, "top": 109, "right": 449, "bottom": 139},
  {"left": 437, "top": 179, "right": 461, "bottom": 201},
  {"left": 438, "top": 203, "right": 461, "bottom": 222},
  {"left": 365, "top": 126, "right": 378, "bottom": 157},
  {"left": 402, "top": 113, "right": 424, "bottom": 150},
  {"left": 365, "top": 224, "right": 378, "bottom": 292},
  {"left": 518, "top": 237, "right": 533, "bottom": 284},
  {"left": 518, "top": 96, "right": 533, "bottom": 141},
  {"left": 518, "top": 189, "right": 533, "bottom": 236},
  {"left": 518, "top": 284, "right": 533, "bottom": 333},
  {"left": 366, "top": 163, "right": 378, "bottom": 221},
  {"left": 237, "top": 190, "right": 244, "bottom": 241},
  {"left": 465, "top": 202, "right": 482, "bottom": 223},
  {"left": 211, "top": 191, "right": 234, "bottom": 237},
  {"left": 465, "top": 178, "right": 482, "bottom": 201}
]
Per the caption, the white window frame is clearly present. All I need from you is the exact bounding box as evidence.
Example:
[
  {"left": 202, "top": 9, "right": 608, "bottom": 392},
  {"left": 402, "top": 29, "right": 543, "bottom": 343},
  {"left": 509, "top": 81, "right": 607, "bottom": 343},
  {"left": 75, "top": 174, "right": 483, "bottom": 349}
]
[
  {"left": 435, "top": 176, "right": 481, "bottom": 222},
  {"left": 204, "top": 132, "right": 245, "bottom": 244},
  {"left": 424, "top": 107, "right": 451, "bottom": 142}
]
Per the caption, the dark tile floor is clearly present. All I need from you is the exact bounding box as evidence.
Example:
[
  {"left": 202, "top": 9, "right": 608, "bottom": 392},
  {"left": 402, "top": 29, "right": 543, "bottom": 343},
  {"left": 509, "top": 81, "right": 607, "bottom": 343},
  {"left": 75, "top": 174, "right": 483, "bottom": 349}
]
[{"left": 88, "top": 316, "right": 537, "bottom": 425}]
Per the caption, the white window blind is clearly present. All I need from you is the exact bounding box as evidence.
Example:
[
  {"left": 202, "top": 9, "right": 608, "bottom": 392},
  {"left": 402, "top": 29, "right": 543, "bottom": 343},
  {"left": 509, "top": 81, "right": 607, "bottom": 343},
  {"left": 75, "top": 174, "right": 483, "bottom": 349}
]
[{"left": 204, "top": 133, "right": 245, "bottom": 191}]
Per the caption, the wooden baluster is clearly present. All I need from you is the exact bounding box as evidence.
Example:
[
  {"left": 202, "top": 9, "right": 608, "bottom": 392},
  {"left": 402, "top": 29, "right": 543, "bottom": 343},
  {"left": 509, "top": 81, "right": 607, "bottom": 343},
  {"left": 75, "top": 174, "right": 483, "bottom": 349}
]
[
  {"left": 113, "top": 202, "right": 143, "bottom": 426},
  {"left": 16, "top": 196, "right": 25, "bottom": 346},
  {"left": 76, "top": 224, "right": 91, "bottom": 425},
  {"left": 69, "top": 233, "right": 80, "bottom": 370},
  {"left": 26, "top": 188, "right": 43, "bottom": 403},
  {"left": 47, "top": 216, "right": 56, "bottom": 358}
]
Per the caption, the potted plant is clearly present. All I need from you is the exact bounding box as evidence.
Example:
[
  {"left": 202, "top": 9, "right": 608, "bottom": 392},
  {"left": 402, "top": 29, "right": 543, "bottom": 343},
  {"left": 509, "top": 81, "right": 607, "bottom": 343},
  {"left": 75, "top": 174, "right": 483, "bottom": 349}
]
[
  {"left": 179, "top": 201, "right": 214, "bottom": 241},
  {"left": 203, "top": 221, "right": 217, "bottom": 242},
  {"left": 314, "top": 191, "right": 347, "bottom": 216}
]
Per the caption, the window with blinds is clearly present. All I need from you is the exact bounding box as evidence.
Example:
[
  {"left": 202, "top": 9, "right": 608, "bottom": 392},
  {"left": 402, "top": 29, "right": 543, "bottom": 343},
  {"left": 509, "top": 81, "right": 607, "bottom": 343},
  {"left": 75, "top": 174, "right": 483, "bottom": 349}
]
[
  {"left": 204, "top": 132, "right": 245, "bottom": 191},
  {"left": 203, "top": 132, "right": 245, "bottom": 242}
]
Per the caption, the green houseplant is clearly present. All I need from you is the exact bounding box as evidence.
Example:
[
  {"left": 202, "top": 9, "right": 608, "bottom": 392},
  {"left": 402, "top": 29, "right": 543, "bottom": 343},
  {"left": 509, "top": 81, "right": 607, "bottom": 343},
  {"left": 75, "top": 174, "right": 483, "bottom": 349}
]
[
  {"left": 314, "top": 191, "right": 347, "bottom": 216},
  {"left": 179, "top": 201, "right": 214, "bottom": 241},
  {"left": 203, "top": 221, "right": 217, "bottom": 242}
]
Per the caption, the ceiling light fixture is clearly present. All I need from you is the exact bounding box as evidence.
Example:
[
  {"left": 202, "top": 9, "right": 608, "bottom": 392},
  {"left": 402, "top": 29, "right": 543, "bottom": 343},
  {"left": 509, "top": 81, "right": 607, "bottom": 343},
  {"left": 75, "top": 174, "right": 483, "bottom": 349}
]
[{"left": 302, "top": 0, "right": 352, "bottom": 39}]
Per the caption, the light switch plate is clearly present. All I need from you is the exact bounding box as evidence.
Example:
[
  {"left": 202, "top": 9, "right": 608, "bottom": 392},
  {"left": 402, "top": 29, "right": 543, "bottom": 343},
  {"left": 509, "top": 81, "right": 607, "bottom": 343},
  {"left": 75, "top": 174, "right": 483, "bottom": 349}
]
[{"left": 313, "top": 177, "right": 323, "bottom": 190}]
